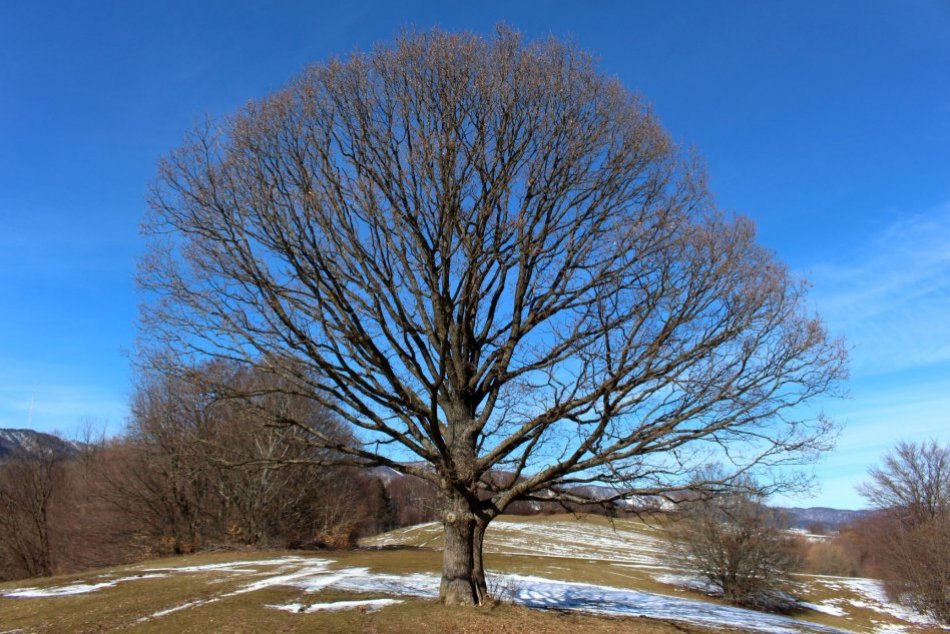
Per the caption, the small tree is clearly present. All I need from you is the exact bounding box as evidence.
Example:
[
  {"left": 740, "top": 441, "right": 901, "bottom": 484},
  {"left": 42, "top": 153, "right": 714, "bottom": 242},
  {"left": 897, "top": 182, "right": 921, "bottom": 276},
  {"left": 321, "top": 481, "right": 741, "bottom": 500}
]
[
  {"left": 668, "top": 488, "right": 800, "bottom": 611},
  {"left": 859, "top": 440, "right": 950, "bottom": 624},
  {"left": 0, "top": 447, "right": 65, "bottom": 578},
  {"left": 141, "top": 27, "right": 846, "bottom": 604},
  {"left": 107, "top": 361, "right": 372, "bottom": 553}
]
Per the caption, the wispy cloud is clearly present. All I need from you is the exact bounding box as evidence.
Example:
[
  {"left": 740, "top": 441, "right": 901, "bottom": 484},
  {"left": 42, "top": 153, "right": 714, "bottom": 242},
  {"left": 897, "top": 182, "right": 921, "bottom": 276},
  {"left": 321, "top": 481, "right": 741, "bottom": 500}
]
[
  {"left": 786, "top": 203, "right": 950, "bottom": 509},
  {"left": 808, "top": 202, "right": 950, "bottom": 374}
]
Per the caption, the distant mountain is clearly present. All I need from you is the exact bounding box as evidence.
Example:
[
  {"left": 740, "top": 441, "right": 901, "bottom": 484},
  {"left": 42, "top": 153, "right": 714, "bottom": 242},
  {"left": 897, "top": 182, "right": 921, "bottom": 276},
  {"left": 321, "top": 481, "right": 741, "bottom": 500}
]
[
  {"left": 0, "top": 428, "right": 81, "bottom": 461},
  {"left": 773, "top": 506, "right": 872, "bottom": 531}
]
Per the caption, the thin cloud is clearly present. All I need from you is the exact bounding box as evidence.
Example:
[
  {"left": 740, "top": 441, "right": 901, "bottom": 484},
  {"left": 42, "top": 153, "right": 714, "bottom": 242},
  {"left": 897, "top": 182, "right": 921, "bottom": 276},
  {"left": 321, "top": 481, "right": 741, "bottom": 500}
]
[
  {"left": 808, "top": 202, "right": 950, "bottom": 375},
  {"left": 778, "top": 203, "right": 950, "bottom": 509}
]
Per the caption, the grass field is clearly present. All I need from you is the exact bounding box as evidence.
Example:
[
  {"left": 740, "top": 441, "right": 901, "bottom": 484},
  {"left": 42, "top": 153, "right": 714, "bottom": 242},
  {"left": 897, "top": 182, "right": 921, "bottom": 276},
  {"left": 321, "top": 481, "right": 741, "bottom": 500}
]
[{"left": 0, "top": 514, "right": 942, "bottom": 633}]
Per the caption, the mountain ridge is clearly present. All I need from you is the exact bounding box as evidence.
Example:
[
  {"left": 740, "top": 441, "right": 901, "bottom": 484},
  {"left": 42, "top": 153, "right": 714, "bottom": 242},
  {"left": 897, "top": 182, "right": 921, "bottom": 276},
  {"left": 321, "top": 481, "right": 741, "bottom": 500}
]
[{"left": 0, "top": 427, "right": 82, "bottom": 460}]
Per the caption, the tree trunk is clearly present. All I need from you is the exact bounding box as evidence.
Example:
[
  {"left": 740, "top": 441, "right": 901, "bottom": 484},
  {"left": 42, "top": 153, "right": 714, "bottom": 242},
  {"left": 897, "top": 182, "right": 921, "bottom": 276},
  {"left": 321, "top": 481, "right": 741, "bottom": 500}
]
[
  {"left": 439, "top": 488, "right": 480, "bottom": 605},
  {"left": 438, "top": 487, "right": 495, "bottom": 605}
]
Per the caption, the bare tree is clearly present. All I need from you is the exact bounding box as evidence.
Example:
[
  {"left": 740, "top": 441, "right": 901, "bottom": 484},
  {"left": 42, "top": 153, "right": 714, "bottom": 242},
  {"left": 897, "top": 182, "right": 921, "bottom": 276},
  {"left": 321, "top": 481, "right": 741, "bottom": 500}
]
[
  {"left": 859, "top": 440, "right": 950, "bottom": 623},
  {"left": 0, "top": 448, "right": 65, "bottom": 578},
  {"left": 860, "top": 440, "right": 950, "bottom": 526},
  {"left": 667, "top": 488, "right": 801, "bottom": 611},
  {"left": 112, "top": 361, "right": 369, "bottom": 552},
  {"left": 197, "top": 362, "right": 368, "bottom": 546},
  {"left": 123, "top": 371, "right": 215, "bottom": 553},
  {"left": 141, "top": 27, "right": 846, "bottom": 604},
  {"left": 0, "top": 431, "right": 138, "bottom": 581}
]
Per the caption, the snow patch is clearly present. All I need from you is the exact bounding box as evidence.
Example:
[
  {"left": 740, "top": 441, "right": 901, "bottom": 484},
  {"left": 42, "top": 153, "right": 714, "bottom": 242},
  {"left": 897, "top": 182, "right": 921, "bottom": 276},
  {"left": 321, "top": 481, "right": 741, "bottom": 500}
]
[
  {"left": 493, "top": 573, "right": 852, "bottom": 634},
  {"left": 267, "top": 598, "right": 402, "bottom": 613},
  {"left": 812, "top": 576, "right": 939, "bottom": 628},
  {"left": 139, "top": 598, "right": 219, "bottom": 621},
  {"left": 2, "top": 573, "right": 168, "bottom": 598},
  {"left": 654, "top": 573, "right": 717, "bottom": 593},
  {"left": 800, "top": 601, "right": 848, "bottom": 617},
  {"left": 363, "top": 519, "right": 670, "bottom": 566}
]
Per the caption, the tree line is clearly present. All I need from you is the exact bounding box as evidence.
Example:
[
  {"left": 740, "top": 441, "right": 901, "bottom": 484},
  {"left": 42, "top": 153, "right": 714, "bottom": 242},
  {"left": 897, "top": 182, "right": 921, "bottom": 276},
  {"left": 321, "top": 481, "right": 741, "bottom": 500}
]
[{"left": 0, "top": 361, "right": 439, "bottom": 582}]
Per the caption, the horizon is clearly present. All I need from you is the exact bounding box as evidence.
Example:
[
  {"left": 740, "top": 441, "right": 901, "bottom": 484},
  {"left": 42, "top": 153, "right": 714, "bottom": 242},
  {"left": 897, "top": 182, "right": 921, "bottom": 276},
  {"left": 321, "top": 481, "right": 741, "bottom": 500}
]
[{"left": 1, "top": 1, "right": 948, "bottom": 511}]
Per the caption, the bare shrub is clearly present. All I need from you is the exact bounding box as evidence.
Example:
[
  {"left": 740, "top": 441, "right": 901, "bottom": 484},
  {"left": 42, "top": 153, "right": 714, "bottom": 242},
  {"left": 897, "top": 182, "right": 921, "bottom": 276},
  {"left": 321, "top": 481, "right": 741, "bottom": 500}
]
[
  {"left": 485, "top": 572, "right": 522, "bottom": 605},
  {"left": 802, "top": 541, "right": 858, "bottom": 577},
  {"left": 99, "top": 361, "right": 381, "bottom": 556},
  {"left": 669, "top": 490, "right": 801, "bottom": 612}
]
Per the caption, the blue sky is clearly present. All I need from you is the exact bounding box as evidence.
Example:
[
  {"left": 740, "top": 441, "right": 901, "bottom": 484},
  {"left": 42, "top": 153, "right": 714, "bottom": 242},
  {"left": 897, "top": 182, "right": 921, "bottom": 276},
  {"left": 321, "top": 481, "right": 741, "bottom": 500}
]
[{"left": 1, "top": 1, "right": 947, "bottom": 509}]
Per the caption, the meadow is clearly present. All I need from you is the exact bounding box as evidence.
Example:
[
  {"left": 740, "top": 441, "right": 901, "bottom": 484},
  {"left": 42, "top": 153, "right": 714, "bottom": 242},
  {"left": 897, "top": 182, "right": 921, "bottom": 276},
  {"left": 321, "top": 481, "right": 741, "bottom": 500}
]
[{"left": 1, "top": 514, "right": 940, "bottom": 633}]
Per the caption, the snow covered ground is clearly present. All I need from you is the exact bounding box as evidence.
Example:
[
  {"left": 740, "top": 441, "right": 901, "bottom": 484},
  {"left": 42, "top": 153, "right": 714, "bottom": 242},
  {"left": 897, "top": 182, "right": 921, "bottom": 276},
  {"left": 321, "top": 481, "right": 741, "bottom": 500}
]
[
  {"left": 2, "top": 555, "right": 850, "bottom": 633},
  {"left": 367, "top": 516, "right": 942, "bottom": 632},
  {"left": 365, "top": 518, "right": 669, "bottom": 567},
  {"left": 2, "top": 516, "right": 941, "bottom": 633}
]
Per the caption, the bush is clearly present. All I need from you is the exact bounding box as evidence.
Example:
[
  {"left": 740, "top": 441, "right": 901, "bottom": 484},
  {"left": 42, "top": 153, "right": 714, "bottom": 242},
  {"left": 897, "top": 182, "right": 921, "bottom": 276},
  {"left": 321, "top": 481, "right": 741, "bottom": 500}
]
[
  {"left": 802, "top": 541, "right": 858, "bottom": 577},
  {"left": 668, "top": 490, "right": 800, "bottom": 612}
]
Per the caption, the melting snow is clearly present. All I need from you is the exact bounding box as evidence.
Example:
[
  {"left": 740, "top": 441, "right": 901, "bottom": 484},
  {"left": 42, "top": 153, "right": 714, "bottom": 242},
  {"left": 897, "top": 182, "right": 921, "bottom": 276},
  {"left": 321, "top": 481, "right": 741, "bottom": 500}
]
[
  {"left": 4, "top": 582, "right": 121, "bottom": 598},
  {"left": 3, "top": 520, "right": 938, "bottom": 633},
  {"left": 1, "top": 555, "right": 854, "bottom": 632},
  {"left": 140, "top": 598, "right": 219, "bottom": 621},
  {"left": 799, "top": 601, "right": 848, "bottom": 617},
  {"left": 364, "top": 519, "right": 669, "bottom": 567},
  {"left": 807, "top": 575, "right": 939, "bottom": 628},
  {"left": 2, "top": 573, "right": 168, "bottom": 598},
  {"left": 653, "top": 573, "right": 717, "bottom": 593},
  {"left": 498, "top": 574, "right": 852, "bottom": 634},
  {"left": 267, "top": 598, "right": 402, "bottom": 613}
]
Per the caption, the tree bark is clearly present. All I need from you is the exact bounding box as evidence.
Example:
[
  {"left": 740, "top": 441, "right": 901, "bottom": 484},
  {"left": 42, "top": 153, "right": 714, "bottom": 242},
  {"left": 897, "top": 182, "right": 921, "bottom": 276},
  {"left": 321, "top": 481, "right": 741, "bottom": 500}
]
[
  {"left": 438, "top": 489, "right": 493, "bottom": 605},
  {"left": 439, "top": 490, "right": 480, "bottom": 605}
]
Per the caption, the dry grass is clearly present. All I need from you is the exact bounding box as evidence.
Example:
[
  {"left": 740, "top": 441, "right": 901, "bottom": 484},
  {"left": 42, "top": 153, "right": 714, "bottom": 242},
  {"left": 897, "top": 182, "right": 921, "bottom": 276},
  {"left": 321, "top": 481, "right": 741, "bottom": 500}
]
[
  {"left": 0, "top": 549, "right": 721, "bottom": 634},
  {"left": 2, "top": 514, "right": 945, "bottom": 633}
]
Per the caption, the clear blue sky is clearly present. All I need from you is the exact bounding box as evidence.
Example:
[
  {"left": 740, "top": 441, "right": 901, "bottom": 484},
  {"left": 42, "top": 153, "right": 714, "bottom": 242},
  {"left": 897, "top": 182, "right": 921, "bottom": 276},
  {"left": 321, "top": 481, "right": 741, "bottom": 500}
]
[{"left": 1, "top": 1, "right": 948, "bottom": 509}]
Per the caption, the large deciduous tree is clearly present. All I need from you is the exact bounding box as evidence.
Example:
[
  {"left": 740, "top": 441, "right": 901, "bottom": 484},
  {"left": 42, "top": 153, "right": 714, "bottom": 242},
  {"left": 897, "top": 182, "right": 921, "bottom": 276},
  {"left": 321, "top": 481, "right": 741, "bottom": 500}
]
[{"left": 141, "top": 28, "right": 846, "bottom": 605}]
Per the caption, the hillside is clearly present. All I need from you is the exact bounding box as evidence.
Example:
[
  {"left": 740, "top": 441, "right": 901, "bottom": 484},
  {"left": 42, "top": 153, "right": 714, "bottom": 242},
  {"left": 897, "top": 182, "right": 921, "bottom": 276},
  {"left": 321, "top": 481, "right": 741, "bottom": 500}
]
[
  {"left": 0, "top": 428, "right": 80, "bottom": 460},
  {"left": 363, "top": 515, "right": 940, "bottom": 633},
  {"left": 1, "top": 514, "right": 941, "bottom": 633},
  {"left": 775, "top": 507, "right": 872, "bottom": 531}
]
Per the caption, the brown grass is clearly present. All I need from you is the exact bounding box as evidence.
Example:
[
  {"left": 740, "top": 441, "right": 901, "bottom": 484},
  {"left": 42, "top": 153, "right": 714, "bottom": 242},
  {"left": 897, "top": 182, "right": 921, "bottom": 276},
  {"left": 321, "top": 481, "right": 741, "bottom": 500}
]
[
  {"left": 2, "top": 514, "right": 945, "bottom": 633},
  {"left": 0, "top": 549, "right": 723, "bottom": 634}
]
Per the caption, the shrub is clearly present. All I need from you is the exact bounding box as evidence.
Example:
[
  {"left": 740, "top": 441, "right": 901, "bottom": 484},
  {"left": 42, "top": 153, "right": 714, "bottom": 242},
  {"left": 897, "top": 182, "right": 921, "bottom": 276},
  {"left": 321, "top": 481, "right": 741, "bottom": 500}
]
[{"left": 668, "top": 490, "right": 800, "bottom": 612}]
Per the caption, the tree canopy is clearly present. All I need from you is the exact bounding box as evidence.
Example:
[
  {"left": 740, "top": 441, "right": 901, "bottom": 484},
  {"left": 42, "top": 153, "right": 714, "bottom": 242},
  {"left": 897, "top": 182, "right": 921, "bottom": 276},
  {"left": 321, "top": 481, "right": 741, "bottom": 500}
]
[{"left": 141, "top": 27, "right": 846, "bottom": 604}]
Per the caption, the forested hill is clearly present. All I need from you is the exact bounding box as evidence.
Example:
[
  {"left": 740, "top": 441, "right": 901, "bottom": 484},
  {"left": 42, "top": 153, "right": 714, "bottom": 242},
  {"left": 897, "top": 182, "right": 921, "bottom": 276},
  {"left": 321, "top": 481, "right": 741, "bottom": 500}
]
[
  {"left": 0, "top": 428, "right": 80, "bottom": 460},
  {"left": 772, "top": 506, "right": 871, "bottom": 530}
]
